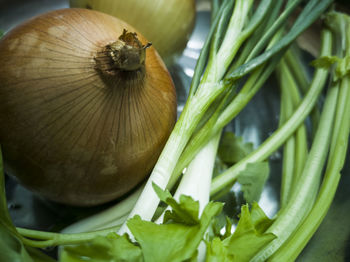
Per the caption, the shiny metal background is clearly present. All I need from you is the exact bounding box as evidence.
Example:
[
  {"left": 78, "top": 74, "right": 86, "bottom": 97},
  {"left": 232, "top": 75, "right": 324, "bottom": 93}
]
[{"left": 1, "top": 0, "right": 349, "bottom": 261}]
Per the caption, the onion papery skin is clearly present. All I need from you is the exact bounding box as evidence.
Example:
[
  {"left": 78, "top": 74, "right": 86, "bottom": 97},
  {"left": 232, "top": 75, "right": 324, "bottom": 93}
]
[
  {"left": 69, "top": 0, "right": 196, "bottom": 64},
  {"left": 0, "top": 8, "right": 177, "bottom": 206}
]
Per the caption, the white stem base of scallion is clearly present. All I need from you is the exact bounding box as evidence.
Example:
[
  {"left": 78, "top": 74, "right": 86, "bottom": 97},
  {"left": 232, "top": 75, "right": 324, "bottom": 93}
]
[
  {"left": 172, "top": 132, "right": 221, "bottom": 261},
  {"left": 173, "top": 132, "right": 221, "bottom": 214},
  {"left": 156, "top": 132, "right": 221, "bottom": 225},
  {"left": 197, "top": 241, "right": 208, "bottom": 262}
]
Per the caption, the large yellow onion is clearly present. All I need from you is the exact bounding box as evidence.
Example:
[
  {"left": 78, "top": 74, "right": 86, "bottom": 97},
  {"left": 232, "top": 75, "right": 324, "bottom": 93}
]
[
  {"left": 0, "top": 8, "right": 177, "bottom": 206},
  {"left": 69, "top": 0, "right": 196, "bottom": 63}
]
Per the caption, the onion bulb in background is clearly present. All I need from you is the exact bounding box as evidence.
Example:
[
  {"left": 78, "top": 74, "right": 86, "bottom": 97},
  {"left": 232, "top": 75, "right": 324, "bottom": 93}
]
[
  {"left": 0, "top": 8, "right": 177, "bottom": 206},
  {"left": 69, "top": 0, "right": 196, "bottom": 64}
]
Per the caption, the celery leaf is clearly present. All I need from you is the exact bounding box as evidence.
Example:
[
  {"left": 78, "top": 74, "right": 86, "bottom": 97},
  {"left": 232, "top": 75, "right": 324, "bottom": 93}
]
[
  {"left": 311, "top": 55, "right": 350, "bottom": 81},
  {"left": 206, "top": 237, "right": 234, "bottom": 262},
  {"left": 153, "top": 183, "right": 199, "bottom": 225},
  {"left": 215, "top": 132, "right": 269, "bottom": 203},
  {"left": 237, "top": 162, "right": 270, "bottom": 203},
  {"left": 127, "top": 216, "right": 199, "bottom": 262},
  {"left": 218, "top": 132, "right": 254, "bottom": 165},
  {"left": 60, "top": 233, "right": 142, "bottom": 262},
  {"left": 127, "top": 185, "right": 223, "bottom": 262},
  {"left": 249, "top": 202, "right": 274, "bottom": 234},
  {"left": 311, "top": 55, "right": 340, "bottom": 69},
  {"left": 62, "top": 186, "right": 223, "bottom": 262},
  {"left": 206, "top": 204, "right": 275, "bottom": 262}
]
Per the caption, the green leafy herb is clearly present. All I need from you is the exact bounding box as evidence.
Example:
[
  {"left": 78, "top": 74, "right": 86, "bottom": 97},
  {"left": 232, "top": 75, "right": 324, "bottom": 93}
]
[
  {"left": 61, "top": 233, "right": 142, "bottom": 262},
  {"left": 61, "top": 187, "right": 223, "bottom": 262},
  {"left": 152, "top": 183, "right": 200, "bottom": 225},
  {"left": 218, "top": 132, "right": 254, "bottom": 165},
  {"left": 312, "top": 55, "right": 350, "bottom": 80},
  {"left": 127, "top": 185, "right": 223, "bottom": 262},
  {"left": 237, "top": 162, "right": 269, "bottom": 204},
  {"left": 206, "top": 237, "right": 233, "bottom": 262},
  {"left": 206, "top": 204, "right": 275, "bottom": 262}
]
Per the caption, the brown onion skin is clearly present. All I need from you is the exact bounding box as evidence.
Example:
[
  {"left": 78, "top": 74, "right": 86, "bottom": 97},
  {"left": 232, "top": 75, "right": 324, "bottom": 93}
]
[{"left": 0, "top": 8, "right": 177, "bottom": 206}]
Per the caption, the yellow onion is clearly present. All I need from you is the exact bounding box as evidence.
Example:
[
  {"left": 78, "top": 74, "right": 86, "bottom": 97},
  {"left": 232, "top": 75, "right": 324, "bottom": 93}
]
[
  {"left": 0, "top": 8, "right": 177, "bottom": 206},
  {"left": 69, "top": 0, "right": 196, "bottom": 63}
]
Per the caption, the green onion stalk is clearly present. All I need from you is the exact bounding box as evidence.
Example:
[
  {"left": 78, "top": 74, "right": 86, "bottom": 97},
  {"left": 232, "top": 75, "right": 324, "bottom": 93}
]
[
  {"left": 119, "top": 0, "right": 334, "bottom": 234},
  {"left": 119, "top": 0, "right": 260, "bottom": 234}
]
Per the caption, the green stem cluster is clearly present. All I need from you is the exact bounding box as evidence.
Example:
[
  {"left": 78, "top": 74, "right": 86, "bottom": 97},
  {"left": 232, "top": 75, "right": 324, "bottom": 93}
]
[
  {"left": 270, "top": 73, "right": 350, "bottom": 262},
  {"left": 278, "top": 55, "right": 309, "bottom": 208},
  {"left": 119, "top": 0, "right": 270, "bottom": 233},
  {"left": 266, "top": 12, "right": 350, "bottom": 261},
  {"left": 210, "top": 36, "right": 331, "bottom": 195}
]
